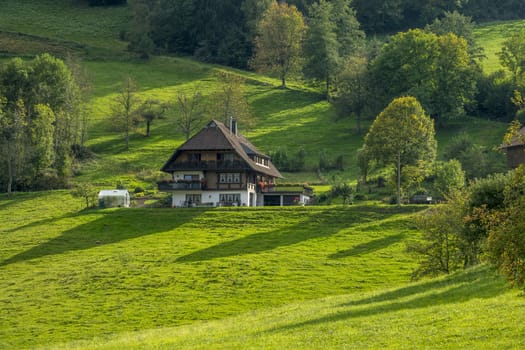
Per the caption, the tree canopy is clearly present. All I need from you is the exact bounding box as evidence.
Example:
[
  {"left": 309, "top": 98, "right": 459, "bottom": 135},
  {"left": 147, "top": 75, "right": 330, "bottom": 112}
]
[
  {"left": 364, "top": 96, "right": 437, "bottom": 205},
  {"left": 0, "top": 54, "right": 81, "bottom": 193},
  {"left": 250, "top": 2, "right": 306, "bottom": 88},
  {"left": 371, "top": 29, "right": 477, "bottom": 126}
]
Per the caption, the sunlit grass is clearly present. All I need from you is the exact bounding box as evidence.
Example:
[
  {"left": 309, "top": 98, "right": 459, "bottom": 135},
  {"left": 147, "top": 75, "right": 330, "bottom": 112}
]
[
  {"left": 1, "top": 191, "right": 425, "bottom": 349},
  {"left": 474, "top": 19, "right": 525, "bottom": 74},
  {"left": 45, "top": 265, "right": 524, "bottom": 350}
]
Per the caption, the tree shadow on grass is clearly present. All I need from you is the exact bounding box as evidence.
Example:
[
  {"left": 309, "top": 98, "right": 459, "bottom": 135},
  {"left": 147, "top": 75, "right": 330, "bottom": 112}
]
[
  {"left": 266, "top": 265, "right": 508, "bottom": 333},
  {"left": 328, "top": 233, "right": 406, "bottom": 259},
  {"left": 176, "top": 206, "right": 409, "bottom": 263},
  {"left": 0, "top": 208, "right": 207, "bottom": 267}
]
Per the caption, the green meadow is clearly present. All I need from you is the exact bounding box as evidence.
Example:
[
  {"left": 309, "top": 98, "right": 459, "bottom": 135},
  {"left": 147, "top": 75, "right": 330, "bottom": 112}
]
[
  {"left": 1, "top": 2, "right": 524, "bottom": 349},
  {"left": 1, "top": 192, "right": 524, "bottom": 349},
  {"left": 2, "top": 191, "right": 422, "bottom": 348}
]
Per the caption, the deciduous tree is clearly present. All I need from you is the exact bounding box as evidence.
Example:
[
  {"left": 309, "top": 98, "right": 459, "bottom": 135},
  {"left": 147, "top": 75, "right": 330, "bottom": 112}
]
[
  {"left": 371, "top": 29, "right": 477, "bottom": 126},
  {"left": 173, "top": 91, "right": 205, "bottom": 140},
  {"left": 364, "top": 96, "right": 437, "bottom": 206},
  {"left": 112, "top": 77, "right": 141, "bottom": 150},
  {"left": 250, "top": 2, "right": 306, "bottom": 88}
]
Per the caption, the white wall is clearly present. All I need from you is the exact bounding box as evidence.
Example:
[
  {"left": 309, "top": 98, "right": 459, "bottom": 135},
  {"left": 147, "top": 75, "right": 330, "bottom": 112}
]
[{"left": 171, "top": 189, "right": 254, "bottom": 207}]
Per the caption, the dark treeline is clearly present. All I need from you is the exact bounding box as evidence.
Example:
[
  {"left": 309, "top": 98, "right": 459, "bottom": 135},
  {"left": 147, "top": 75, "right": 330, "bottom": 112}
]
[{"left": 125, "top": 0, "right": 525, "bottom": 67}]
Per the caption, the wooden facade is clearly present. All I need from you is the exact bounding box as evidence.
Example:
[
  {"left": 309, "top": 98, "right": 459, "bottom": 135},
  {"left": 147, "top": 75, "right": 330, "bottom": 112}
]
[{"left": 159, "top": 120, "right": 283, "bottom": 207}]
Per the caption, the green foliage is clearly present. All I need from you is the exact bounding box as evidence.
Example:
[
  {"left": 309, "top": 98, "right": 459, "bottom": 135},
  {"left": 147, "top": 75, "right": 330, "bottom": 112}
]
[
  {"left": 71, "top": 182, "right": 98, "bottom": 208},
  {"left": 303, "top": 0, "right": 340, "bottom": 96},
  {"left": 333, "top": 55, "right": 373, "bottom": 133},
  {"left": 269, "top": 147, "right": 307, "bottom": 172},
  {"left": 0, "top": 54, "right": 81, "bottom": 192},
  {"left": 486, "top": 166, "right": 525, "bottom": 288},
  {"left": 364, "top": 96, "right": 437, "bottom": 205},
  {"left": 409, "top": 192, "right": 469, "bottom": 279},
  {"left": 250, "top": 2, "right": 306, "bottom": 87},
  {"left": 425, "top": 11, "right": 484, "bottom": 61},
  {"left": 330, "top": 181, "right": 353, "bottom": 204},
  {"left": 498, "top": 29, "right": 525, "bottom": 83},
  {"left": 371, "top": 29, "right": 477, "bottom": 125},
  {"left": 476, "top": 70, "right": 518, "bottom": 121},
  {"left": 443, "top": 133, "right": 505, "bottom": 180},
  {"left": 433, "top": 159, "right": 465, "bottom": 198}
]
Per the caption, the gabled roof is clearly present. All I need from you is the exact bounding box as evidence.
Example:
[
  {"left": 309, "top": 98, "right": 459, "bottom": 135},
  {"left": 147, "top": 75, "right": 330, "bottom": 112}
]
[{"left": 161, "top": 120, "right": 283, "bottom": 178}]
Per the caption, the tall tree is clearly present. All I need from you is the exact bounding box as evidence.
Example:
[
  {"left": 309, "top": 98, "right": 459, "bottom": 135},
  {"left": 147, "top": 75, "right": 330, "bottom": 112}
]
[
  {"left": 364, "top": 96, "right": 437, "bottom": 206},
  {"left": 331, "top": 0, "right": 365, "bottom": 58},
  {"left": 173, "top": 91, "right": 205, "bottom": 140},
  {"left": 370, "top": 29, "right": 477, "bottom": 126},
  {"left": 0, "top": 99, "right": 26, "bottom": 195},
  {"left": 112, "top": 77, "right": 141, "bottom": 150},
  {"left": 333, "top": 55, "right": 372, "bottom": 134},
  {"left": 303, "top": 0, "right": 340, "bottom": 97},
  {"left": 250, "top": 2, "right": 306, "bottom": 88}
]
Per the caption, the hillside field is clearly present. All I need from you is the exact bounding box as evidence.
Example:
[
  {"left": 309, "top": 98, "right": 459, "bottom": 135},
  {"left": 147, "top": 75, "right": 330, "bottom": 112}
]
[
  {"left": 2, "top": 192, "right": 524, "bottom": 349},
  {"left": 1, "top": 2, "right": 525, "bottom": 349}
]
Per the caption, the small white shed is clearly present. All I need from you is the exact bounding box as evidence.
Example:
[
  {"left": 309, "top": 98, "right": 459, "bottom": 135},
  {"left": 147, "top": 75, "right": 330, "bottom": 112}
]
[{"left": 98, "top": 190, "right": 130, "bottom": 208}]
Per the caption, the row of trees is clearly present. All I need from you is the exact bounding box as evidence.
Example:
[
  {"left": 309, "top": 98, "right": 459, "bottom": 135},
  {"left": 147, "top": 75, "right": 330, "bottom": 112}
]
[
  {"left": 126, "top": 1, "right": 525, "bottom": 125},
  {"left": 110, "top": 71, "right": 253, "bottom": 149},
  {"left": 0, "top": 54, "right": 87, "bottom": 194},
  {"left": 125, "top": 0, "right": 525, "bottom": 66}
]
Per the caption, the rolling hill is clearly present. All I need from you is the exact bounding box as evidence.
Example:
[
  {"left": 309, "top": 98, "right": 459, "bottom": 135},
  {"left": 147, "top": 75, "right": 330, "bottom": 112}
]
[{"left": 1, "top": 2, "right": 524, "bottom": 349}]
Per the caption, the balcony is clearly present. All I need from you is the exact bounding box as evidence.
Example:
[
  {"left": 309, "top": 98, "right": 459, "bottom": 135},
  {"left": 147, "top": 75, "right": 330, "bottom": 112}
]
[
  {"left": 166, "top": 160, "right": 249, "bottom": 171},
  {"left": 158, "top": 180, "right": 203, "bottom": 191}
]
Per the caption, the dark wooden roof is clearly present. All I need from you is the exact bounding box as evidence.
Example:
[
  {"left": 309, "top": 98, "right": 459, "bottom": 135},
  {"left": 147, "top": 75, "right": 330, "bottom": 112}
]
[{"left": 161, "top": 120, "right": 283, "bottom": 178}]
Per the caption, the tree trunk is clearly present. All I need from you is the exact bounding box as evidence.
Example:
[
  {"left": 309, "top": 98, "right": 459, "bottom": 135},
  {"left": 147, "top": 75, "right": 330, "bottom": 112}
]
[
  {"left": 280, "top": 74, "right": 286, "bottom": 88},
  {"left": 356, "top": 112, "right": 362, "bottom": 134},
  {"left": 146, "top": 120, "right": 151, "bottom": 137},
  {"left": 396, "top": 151, "right": 401, "bottom": 207},
  {"left": 7, "top": 154, "right": 13, "bottom": 197}
]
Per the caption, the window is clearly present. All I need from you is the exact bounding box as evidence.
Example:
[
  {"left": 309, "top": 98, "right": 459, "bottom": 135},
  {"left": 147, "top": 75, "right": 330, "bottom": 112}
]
[
  {"left": 219, "top": 173, "right": 241, "bottom": 183},
  {"left": 185, "top": 194, "right": 201, "bottom": 204},
  {"left": 254, "top": 155, "right": 269, "bottom": 167},
  {"left": 184, "top": 174, "right": 199, "bottom": 181},
  {"left": 220, "top": 193, "right": 240, "bottom": 203}
]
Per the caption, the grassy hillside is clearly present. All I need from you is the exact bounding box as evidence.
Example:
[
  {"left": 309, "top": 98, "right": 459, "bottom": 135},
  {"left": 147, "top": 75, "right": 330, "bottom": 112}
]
[
  {"left": 1, "top": 191, "right": 422, "bottom": 349},
  {"left": 0, "top": 4, "right": 523, "bottom": 349},
  {"left": 55, "top": 266, "right": 524, "bottom": 350},
  {"left": 474, "top": 19, "right": 525, "bottom": 74},
  {"left": 1, "top": 0, "right": 127, "bottom": 57},
  {"left": 0, "top": 1, "right": 512, "bottom": 188}
]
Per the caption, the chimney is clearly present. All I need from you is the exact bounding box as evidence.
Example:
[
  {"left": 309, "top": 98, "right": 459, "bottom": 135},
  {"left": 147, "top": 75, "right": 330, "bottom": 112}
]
[{"left": 230, "top": 117, "right": 238, "bottom": 136}]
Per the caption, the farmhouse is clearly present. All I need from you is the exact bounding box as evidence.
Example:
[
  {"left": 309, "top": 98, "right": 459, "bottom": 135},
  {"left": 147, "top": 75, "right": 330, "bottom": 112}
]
[
  {"left": 502, "top": 126, "right": 525, "bottom": 169},
  {"left": 159, "top": 119, "right": 308, "bottom": 207}
]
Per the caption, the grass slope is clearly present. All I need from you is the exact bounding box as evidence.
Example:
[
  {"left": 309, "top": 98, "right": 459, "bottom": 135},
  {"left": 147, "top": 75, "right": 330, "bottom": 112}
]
[
  {"left": 1, "top": 0, "right": 127, "bottom": 57},
  {"left": 54, "top": 266, "right": 524, "bottom": 350},
  {"left": 0, "top": 1, "right": 512, "bottom": 186},
  {"left": 1, "top": 191, "right": 422, "bottom": 349},
  {"left": 474, "top": 19, "right": 525, "bottom": 74}
]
